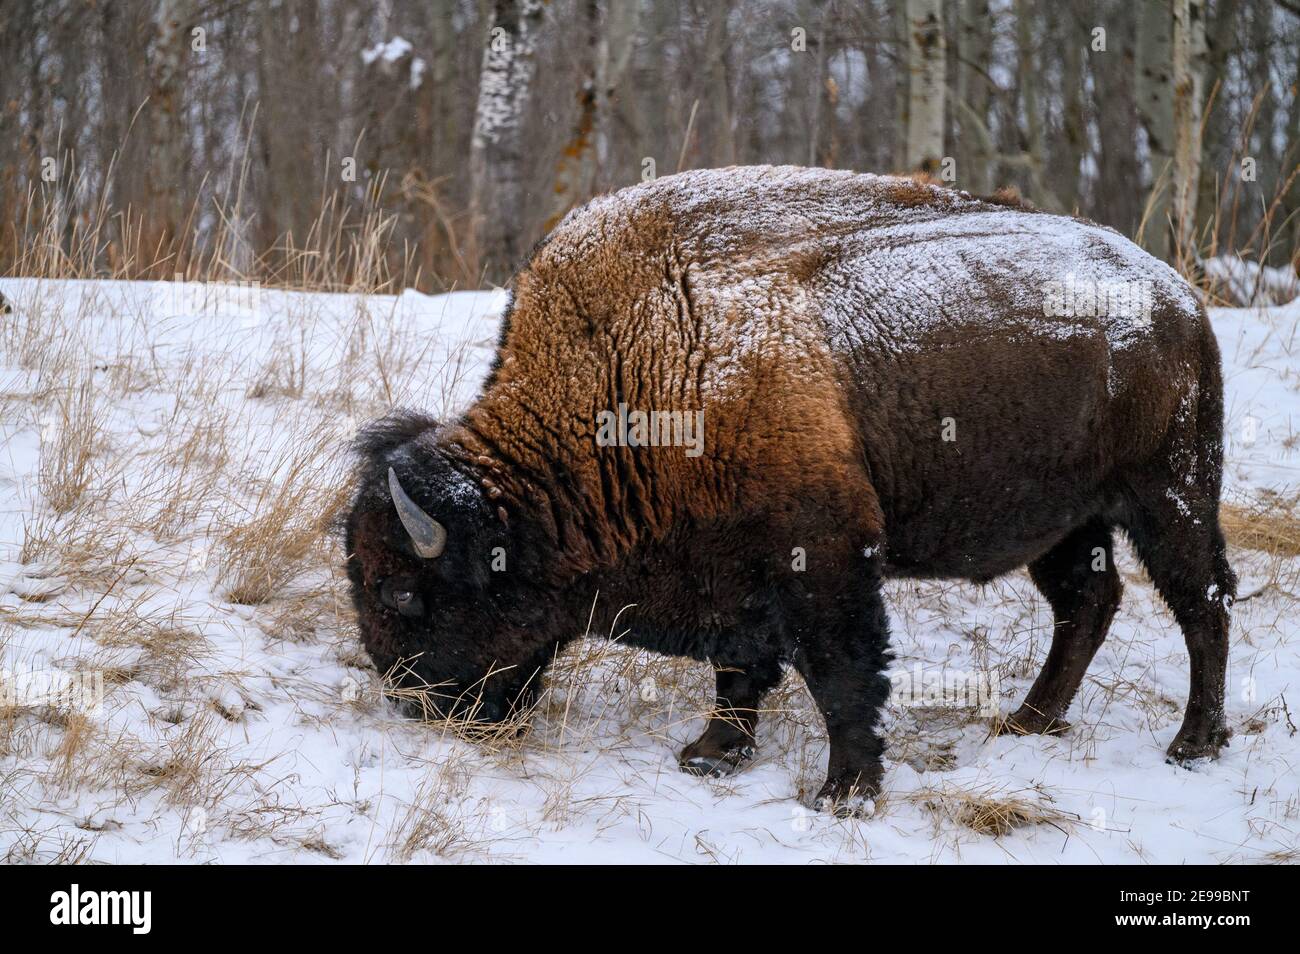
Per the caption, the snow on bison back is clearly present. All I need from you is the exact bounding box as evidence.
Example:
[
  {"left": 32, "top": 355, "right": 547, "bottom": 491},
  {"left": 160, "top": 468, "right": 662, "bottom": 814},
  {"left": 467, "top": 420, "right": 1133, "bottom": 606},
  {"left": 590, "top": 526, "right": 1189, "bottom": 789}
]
[{"left": 345, "top": 166, "right": 1234, "bottom": 816}]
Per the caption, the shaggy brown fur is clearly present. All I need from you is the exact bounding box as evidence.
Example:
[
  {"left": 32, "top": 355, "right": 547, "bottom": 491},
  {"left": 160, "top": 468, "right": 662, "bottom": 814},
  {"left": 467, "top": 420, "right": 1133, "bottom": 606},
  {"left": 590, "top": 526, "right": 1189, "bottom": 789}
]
[{"left": 345, "top": 166, "right": 1234, "bottom": 815}]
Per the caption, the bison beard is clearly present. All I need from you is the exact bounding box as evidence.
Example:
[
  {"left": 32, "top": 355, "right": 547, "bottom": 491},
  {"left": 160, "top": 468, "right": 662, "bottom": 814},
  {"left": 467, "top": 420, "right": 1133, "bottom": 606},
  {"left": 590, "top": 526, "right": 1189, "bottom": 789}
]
[{"left": 344, "top": 166, "right": 1235, "bottom": 816}]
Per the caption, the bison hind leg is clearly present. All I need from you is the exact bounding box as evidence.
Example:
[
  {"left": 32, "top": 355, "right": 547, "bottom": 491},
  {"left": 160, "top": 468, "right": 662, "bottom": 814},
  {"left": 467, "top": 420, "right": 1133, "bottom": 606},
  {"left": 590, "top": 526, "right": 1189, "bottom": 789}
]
[
  {"left": 1118, "top": 345, "right": 1235, "bottom": 763},
  {"left": 998, "top": 518, "right": 1123, "bottom": 738},
  {"left": 679, "top": 656, "right": 784, "bottom": 777},
  {"left": 1121, "top": 485, "right": 1234, "bottom": 764}
]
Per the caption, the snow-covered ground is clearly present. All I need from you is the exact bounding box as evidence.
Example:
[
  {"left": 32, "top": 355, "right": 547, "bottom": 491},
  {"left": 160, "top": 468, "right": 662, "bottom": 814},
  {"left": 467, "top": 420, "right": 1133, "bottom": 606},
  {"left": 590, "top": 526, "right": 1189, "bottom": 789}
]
[{"left": 1, "top": 277, "right": 1296, "bottom": 864}]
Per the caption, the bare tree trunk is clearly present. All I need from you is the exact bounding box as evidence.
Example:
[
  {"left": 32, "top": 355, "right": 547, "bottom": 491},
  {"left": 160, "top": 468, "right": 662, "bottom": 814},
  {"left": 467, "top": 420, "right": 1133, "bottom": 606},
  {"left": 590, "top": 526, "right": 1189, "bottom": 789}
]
[
  {"left": 705, "top": 3, "right": 736, "bottom": 167},
  {"left": 546, "top": 0, "right": 638, "bottom": 229},
  {"left": 806, "top": 0, "right": 839, "bottom": 167},
  {"left": 1015, "top": 0, "right": 1062, "bottom": 209},
  {"left": 956, "top": 0, "right": 992, "bottom": 193},
  {"left": 1061, "top": 13, "right": 1086, "bottom": 211},
  {"left": 549, "top": 0, "right": 598, "bottom": 230},
  {"left": 816, "top": 62, "right": 841, "bottom": 168},
  {"left": 427, "top": 0, "right": 459, "bottom": 177},
  {"left": 595, "top": 0, "right": 639, "bottom": 185},
  {"left": 904, "top": 0, "right": 945, "bottom": 173},
  {"left": 470, "top": 0, "right": 543, "bottom": 281},
  {"left": 1172, "top": 0, "right": 1207, "bottom": 268},
  {"left": 1286, "top": 80, "right": 1300, "bottom": 275},
  {"left": 256, "top": 2, "right": 301, "bottom": 252},
  {"left": 1136, "top": 0, "right": 1174, "bottom": 261},
  {"left": 893, "top": 0, "right": 910, "bottom": 171},
  {"left": 807, "top": 0, "right": 826, "bottom": 167},
  {"left": 147, "top": 0, "right": 190, "bottom": 253}
]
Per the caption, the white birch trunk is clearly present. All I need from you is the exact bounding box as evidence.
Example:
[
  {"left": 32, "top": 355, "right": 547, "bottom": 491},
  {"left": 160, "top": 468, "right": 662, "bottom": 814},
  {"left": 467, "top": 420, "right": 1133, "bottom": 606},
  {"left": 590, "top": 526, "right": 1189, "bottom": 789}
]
[
  {"left": 1172, "top": 0, "right": 1207, "bottom": 267},
  {"left": 1136, "top": 0, "right": 1174, "bottom": 261},
  {"left": 470, "top": 0, "right": 543, "bottom": 278},
  {"left": 904, "top": 0, "right": 945, "bottom": 174}
]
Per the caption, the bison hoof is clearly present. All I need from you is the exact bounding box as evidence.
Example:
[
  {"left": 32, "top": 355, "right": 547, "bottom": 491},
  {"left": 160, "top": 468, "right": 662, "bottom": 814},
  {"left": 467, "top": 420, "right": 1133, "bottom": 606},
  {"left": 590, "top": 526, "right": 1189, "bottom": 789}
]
[
  {"left": 996, "top": 707, "right": 1070, "bottom": 738},
  {"left": 812, "top": 777, "right": 880, "bottom": 818},
  {"left": 1166, "top": 723, "right": 1230, "bottom": 765},
  {"left": 813, "top": 791, "right": 876, "bottom": 819},
  {"left": 678, "top": 744, "right": 754, "bottom": 778}
]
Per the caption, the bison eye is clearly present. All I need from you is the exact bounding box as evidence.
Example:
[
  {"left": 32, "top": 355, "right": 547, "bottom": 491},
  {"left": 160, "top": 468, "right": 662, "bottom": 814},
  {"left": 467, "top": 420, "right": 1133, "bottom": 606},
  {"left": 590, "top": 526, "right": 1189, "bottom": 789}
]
[{"left": 379, "top": 578, "right": 425, "bottom": 618}]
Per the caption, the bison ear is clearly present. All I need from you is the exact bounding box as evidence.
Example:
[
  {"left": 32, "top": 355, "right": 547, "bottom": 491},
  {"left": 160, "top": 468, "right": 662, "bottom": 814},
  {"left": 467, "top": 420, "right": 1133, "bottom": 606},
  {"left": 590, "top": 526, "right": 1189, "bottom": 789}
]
[
  {"left": 354, "top": 410, "right": 439, "bottom": 464},
  {"left": 387, "top": 467, "right": 448, "bottom": 559}
]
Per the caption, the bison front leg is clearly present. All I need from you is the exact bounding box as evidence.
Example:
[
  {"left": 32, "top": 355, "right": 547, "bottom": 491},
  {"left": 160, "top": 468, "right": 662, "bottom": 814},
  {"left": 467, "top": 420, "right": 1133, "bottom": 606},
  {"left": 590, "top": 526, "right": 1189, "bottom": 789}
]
[
  {"left": 791, "top": 560, "right": 893, "bottom": 818},
  {"left": 679, "top": 657, "right": 784, "bottom": 777}
]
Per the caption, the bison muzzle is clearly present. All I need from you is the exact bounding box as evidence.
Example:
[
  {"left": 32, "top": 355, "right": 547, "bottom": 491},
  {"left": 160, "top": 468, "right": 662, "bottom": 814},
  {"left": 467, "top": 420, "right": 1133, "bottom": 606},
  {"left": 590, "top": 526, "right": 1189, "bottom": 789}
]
[{"left": 345, "top": 166, "right": 1235, "bottom": 816}]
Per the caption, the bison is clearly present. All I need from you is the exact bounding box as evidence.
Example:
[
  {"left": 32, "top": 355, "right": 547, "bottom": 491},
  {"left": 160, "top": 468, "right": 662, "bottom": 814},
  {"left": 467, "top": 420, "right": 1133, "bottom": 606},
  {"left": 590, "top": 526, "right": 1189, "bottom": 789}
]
[{"left": 345, "top": 166, "right": 1234, "bottom": 815}]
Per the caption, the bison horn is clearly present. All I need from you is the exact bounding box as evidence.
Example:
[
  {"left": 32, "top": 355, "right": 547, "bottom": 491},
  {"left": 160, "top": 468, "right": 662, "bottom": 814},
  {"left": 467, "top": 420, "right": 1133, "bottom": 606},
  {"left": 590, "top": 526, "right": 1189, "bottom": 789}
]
[{"left": 387, "top": 467, "right": 448, "bottom": 559}]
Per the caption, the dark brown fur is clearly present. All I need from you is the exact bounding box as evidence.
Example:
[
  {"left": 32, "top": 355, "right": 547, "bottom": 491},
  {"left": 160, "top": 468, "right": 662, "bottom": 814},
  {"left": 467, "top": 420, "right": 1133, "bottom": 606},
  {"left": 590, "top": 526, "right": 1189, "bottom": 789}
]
[{"left": 345, "top": 166, "right": 1234, "bottom": 814}]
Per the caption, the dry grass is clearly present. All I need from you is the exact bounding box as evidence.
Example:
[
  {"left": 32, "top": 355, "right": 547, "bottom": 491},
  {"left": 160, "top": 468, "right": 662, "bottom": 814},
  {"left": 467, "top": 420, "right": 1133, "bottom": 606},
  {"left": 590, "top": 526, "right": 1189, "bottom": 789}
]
[
  {"left": 383, "top": 751, "right": 491, "bottom": 863},
  {"left": 215, "top": 428, "right": 352, "bottom": 605},
  {"left": 913, "top": 783, "right": 1078, "bottom": 839},
  {"left": 1221, "top": 498, "right": 1300, "bottom": 559},
  {"left": 379, "top": 661, "right": 540, "bottom": 751},
  {"left": 88, "top": 604, "right": 209, "bottom": 694},
  {"left": 36, "top": 369, "right": 109, "bottom": 515},
  {"left": 2, "top": 827, "right": 97, "bottom": 864},
  {"left": 47, "top": 712, "right": 97, "bottom": 789},
  {"left": 3, "top": 140, "right": 422, "bottom": 293}
]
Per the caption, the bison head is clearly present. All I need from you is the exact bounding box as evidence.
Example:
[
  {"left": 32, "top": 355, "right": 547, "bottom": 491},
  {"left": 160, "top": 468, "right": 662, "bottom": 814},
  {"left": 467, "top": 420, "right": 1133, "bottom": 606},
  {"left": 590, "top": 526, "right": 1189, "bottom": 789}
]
[{"left": 344, "top": 413, "right": 557, "bottom": 726}]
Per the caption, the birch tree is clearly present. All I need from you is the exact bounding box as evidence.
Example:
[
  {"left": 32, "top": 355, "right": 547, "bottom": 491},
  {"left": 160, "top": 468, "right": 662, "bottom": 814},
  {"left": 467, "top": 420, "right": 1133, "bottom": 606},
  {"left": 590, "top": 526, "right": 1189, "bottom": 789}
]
[
  {"left": 956, "top": 0, "right": 993, "bottom": 194},
  {"left": 893, "top": 0, "right": 909, "bottom": 171},
  {"left": 1061, "top": 13, "right": 1086, "bottom": 209},
  {"left": 1014, "top": 0, "right": 1061, "bottom": 209},
  {"left": 1136, "top": 0, "right": 1174, "bottom": 261},
  {"left": 470, "top": 0, "right": 543, "bottom": 280},
  {"left": 594, "top": 0, "right": 639, "bottom": 186},
  {"left": 147, "top": 0, "right": 191, "bottom": 248},
  {"left": 426, "top": 0, "right": 460, "bottom": 177},
  {"left": 904, "top": 0, "right": 945, "bottom": 174},
  {"left": 550, "top": 0, "right": 598, "bottom": 231},
  {"left": 1172, "top": 0, "right": 1207, "bottom": 268},
  {"left": 550, "top": 0, "right": 639, "bottom": 228}
]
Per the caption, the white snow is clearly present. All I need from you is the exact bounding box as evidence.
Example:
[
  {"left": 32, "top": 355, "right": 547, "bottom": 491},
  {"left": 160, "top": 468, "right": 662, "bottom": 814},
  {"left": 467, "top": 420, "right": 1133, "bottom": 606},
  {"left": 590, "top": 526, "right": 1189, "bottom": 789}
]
[
  {"left": 361, "top": 37, "right": 426, "bottom": 90},
  {"left": 0, "top": 276, "right": 1297, "bottom": 864},
  {"left": 1203, "top": 254, "right": 1300, "bottom": 307},
  {"left": 362, "top": 37, "right": 414, "bottom": 66}
]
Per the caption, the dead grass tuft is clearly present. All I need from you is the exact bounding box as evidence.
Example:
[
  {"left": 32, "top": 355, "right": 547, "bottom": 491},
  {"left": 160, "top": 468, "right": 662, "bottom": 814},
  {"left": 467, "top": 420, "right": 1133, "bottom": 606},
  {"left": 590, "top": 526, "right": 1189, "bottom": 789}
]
[
  {"left": 913, "top": 783, "right": 1077, "bottom": 838},
  {"left": 379, "top": 658, "right": 540, "bottom": 751},
  {"left": 384, "top": 750, "right": 490, "bottom": 862},
  {"left": 216, "top": 431, "right": 351, "bottom": 605},
  {"left": 36, "top": 370, "right": 109, "bottom": 514},
  {"left": 1221, "top": 498, "right": 1300, "bottom": 559}
]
